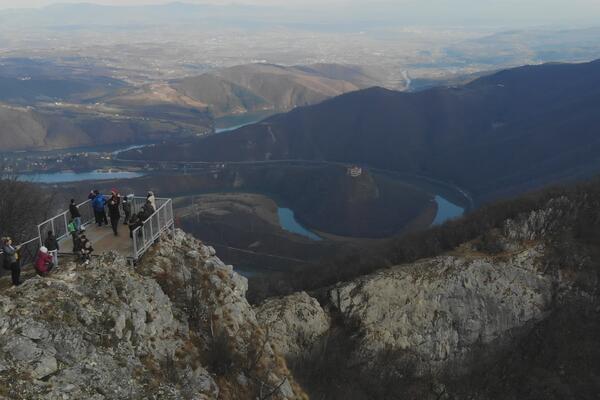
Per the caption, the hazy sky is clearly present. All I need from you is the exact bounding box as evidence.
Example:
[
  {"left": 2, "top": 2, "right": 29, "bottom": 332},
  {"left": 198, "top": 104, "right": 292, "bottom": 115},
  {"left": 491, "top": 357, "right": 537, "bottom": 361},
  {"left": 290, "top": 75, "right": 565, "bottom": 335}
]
[
  {"left": 1, "top": 0, "right": 599, "bottom": 27},
  {"left": 1, "top": 0, "right": 316, "bottom": 7}
]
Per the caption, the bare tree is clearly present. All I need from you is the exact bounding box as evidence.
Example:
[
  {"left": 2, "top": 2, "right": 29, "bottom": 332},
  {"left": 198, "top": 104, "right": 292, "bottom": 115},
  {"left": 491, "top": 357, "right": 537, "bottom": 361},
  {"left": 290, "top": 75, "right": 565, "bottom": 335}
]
[{"left": 0, "top": 170, "right": 54, "bottom": 243}]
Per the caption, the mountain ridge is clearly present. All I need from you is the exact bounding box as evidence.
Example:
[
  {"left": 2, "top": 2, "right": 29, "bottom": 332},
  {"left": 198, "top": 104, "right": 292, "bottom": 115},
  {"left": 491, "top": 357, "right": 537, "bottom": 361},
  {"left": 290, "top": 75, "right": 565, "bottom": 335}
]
[{"left": 124, "top": 59, "right": 600, "bottom": 203}]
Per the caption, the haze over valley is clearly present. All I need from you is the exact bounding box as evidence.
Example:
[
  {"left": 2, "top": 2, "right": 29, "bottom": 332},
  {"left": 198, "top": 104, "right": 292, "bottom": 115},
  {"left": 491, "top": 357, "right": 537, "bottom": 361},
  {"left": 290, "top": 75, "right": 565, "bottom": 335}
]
[
  {"left": 3, "top": 2, "right": 600, "bottom": 399},
  {"left": 2, "top": 2, "right": 600, "bottom": 267}
]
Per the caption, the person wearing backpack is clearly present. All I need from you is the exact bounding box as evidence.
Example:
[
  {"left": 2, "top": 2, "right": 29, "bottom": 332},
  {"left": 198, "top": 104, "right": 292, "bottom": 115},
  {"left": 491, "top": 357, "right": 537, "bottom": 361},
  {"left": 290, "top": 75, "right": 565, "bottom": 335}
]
[
  {"left": 2, "top": 237, "right": 22, "bottom": 286},
  {"left": 69, "top": 199, "right": 82, "bottom": 231}
]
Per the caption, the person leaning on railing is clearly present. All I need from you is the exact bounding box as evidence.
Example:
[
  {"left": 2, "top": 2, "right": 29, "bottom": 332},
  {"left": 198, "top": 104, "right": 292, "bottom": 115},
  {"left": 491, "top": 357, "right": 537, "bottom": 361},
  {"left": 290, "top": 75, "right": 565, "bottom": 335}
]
[
  {"left": 69, "top": 199, "right": 82, "bottom": 231},
  {"left": 2, "top": 237, "right": 22, "bottom": 286}
]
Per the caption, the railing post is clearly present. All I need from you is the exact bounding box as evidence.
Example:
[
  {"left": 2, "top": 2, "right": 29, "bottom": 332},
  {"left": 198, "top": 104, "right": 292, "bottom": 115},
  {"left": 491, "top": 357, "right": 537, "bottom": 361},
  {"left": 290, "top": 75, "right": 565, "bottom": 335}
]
[
  {"left": 38, "top": 224, "right": 43, "bottom": 247},
  {"left": 133, "top": 229, "right": 138, "bottom": 260},
  {"left": 141, "top": 224, "right": 146, "bottom": 250},
  {"left": 63, "top": 212, "right": 68, "bottom": 240}
]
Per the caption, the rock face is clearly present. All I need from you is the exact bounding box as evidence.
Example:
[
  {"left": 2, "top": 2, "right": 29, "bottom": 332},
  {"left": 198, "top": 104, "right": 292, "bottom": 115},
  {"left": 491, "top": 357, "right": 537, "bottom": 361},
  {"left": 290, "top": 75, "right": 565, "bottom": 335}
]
[
  {"left": 329, "top": 245, "right": 553, "bottom": 375},
  {"left": 255, "top": 292, "right": 330, "bottom": 359},
  {"left": 0, "top": 230, "right": 304, "bottom": 400},
  {"left": 253, "top": 203, "right": 582, "bottom": 382}
]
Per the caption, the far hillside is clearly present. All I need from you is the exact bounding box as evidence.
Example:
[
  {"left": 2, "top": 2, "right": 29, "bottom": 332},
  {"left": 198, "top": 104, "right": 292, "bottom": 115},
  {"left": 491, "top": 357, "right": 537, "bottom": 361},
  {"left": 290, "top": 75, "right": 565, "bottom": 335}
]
[
  {"left": 0, "top": 59, "right": 390, "bottom": 151},
  {"left": 124, "top": 59, "right": 600, "bottom": 204},
  {"left": 108, "top": 63, "right": 389, "bottom": 118},
  {"left": 0, "top": 58, "right": 212, "bottom": 151}
]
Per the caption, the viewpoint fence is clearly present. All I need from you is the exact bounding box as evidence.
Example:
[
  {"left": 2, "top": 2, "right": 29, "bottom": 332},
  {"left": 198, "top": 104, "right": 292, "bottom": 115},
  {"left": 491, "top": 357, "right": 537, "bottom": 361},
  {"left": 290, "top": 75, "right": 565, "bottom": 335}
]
[
  {"left": 2, "top": 195, "right": 173, "bottom": 271},
  {"left": 132, "top": 198, "right": 174, "bottom": 261},
  {"left": 37, "top": 199, "right": 95, "bottom": 249}
]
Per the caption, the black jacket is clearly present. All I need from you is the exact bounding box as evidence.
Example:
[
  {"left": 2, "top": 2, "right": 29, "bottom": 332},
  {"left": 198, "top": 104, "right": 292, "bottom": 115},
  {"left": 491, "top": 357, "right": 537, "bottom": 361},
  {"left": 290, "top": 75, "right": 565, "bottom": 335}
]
[
  {"left": 45, "top": 235, "right": 59, "bottom": 252},
  {"left": 108, "top": 200, "right": 121, "bottom": 219},
  {"left": 70, "top": 203, "right": 81, "bottom": 218}
]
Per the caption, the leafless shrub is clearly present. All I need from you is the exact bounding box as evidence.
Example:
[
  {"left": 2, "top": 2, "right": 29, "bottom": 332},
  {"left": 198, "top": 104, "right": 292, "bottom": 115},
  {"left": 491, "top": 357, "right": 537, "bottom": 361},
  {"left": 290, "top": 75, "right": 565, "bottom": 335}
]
[{"left": 0, "top": 170, "right": 55, "bottom": 242}]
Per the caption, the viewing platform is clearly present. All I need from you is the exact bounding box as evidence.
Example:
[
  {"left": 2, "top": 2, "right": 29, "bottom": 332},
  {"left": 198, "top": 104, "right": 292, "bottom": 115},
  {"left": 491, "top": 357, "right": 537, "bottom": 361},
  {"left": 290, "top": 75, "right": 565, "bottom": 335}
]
[
  {"left": 44, "top": 195, "right": 174, "bottom": 263},
  {"left": 2, "top": 195, "right": 174, "bottom": 270},
  {"left": 58, "top": 223, "right": 135, "bottom": 259}
]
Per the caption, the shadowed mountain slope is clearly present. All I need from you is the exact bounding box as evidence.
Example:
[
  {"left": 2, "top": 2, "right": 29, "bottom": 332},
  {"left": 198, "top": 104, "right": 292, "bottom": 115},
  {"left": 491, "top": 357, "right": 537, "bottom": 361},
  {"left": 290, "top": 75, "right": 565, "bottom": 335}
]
[{"left": 126, "top": 59, "right": 600, "bottom": 202}]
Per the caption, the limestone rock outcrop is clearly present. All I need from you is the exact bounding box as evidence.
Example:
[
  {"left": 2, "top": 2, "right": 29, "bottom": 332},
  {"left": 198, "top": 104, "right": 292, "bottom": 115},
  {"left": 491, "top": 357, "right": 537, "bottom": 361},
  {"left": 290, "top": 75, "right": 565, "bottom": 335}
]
[
  {"left": 328, "top": 244, "right": 553, "bottom": 375},
  {"left": 255, "top": 292, "right": 330, "bottom": 359},
  {"left": 0, "top": 230, "right": 304, "bottom": 400}
]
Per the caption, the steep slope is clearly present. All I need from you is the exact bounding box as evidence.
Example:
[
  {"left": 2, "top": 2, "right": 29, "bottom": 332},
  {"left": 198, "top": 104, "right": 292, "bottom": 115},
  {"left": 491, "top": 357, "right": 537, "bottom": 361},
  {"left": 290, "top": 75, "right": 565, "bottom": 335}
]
[
  {"left": 0, "top": 58, "right": 212, "bottom": 151},
  {"left": 170, "top": 63, "right": 378, "bottom": 117},
  {"left": 0, "top": 101, "right": 210, "bottom": 151},
  {"left": 0, "top": 231, "right": 304, "bottom": 399},
  {"left": 0, "top": 58, "right": 126, "bottom": 104},
  {"left": 256, "top": 185, "right": 600, "bottom": 399},
  {"left": 0, "top": 105, "right": 48, "bottom": 149},
  {"left": 129, "top": 59, "right": 600, "bottom": 202}
]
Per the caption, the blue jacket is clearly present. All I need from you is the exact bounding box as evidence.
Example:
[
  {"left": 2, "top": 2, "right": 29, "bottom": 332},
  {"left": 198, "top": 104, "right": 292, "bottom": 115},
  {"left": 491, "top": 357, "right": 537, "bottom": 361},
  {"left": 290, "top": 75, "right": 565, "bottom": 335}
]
[{"left": 92, "top": 194, "right": 107, "bottom": 212}]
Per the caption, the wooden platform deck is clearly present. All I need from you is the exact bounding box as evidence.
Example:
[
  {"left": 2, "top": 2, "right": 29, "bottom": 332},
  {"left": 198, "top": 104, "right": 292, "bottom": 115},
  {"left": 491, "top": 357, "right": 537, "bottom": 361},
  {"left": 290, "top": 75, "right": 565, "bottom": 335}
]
[{"left": 58, "top": 222, "right": 134, "bottom": 259}]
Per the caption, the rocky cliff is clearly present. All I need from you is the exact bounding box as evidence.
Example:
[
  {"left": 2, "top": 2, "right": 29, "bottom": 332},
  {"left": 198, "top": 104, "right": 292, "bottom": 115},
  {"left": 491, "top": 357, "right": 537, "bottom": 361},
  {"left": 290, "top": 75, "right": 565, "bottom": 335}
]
[
  {"left": 0, "top": 230, "right": 304, "bottom": 400},
  {"left": 255, "top": 194, "right": 600, "bottom": 399},
  {"left": 2, "top": 190, "right": 599, "bottom": 400}
]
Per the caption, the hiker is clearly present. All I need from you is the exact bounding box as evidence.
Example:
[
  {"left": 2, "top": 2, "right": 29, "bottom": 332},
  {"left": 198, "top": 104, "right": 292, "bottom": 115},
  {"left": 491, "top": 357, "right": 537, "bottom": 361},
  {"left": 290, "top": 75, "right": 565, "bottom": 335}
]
[
  {"left": 88, "top": 190, "right": 95, "bottom": 200},
  {"left": 69, "top": 199, "right": 82, "bottom": 231},
  {"left": 128, "top": 213, "right": 142, "bottom": 239},
  {"left": 79, "top": 234, "right": 93, "bottom": 265},
  {"left": 44, "top": 230, "right": 59, "bottom": 251},
  {"left": 110, "top": 189, "right": 121, "bottom": 207},
  {"left": 67, "top": 219, "right": 79, "bottom": 252},
  {"left": 147, "top": 191, "right": 156, "bottom": 210},
  {"left": 92, "top": 190, "right": 108, "bottom": 226},
  {"left": 122, "top": 196, "right": 132, "bottom": 225},
  {"left": 34, "top": 246, "right": 54, "bottom": 276},
  {"left": 142, "top": 199, "right": 155, "bottom": 219},
  {"left": 2, "top": 237, "right": 21, "bottom": 286},
  {"left": 74, "top": 226, "right": 86, "bottom": 254},
  {"left": 44, "top": 230, "right": 59, "bottom": 266},
  {"left": 107, "top": 197, "right": 121, "bottom": 236}
]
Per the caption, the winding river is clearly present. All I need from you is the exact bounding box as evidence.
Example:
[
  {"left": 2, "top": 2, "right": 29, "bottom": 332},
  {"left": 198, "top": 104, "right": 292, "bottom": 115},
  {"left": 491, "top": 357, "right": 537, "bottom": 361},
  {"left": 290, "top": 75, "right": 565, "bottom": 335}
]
[
  {"left": 432, "top": 195, "right": 465, "bottom": 225},
  {"left": 277, "top": 207, "right": 322, "bottom": 241}
]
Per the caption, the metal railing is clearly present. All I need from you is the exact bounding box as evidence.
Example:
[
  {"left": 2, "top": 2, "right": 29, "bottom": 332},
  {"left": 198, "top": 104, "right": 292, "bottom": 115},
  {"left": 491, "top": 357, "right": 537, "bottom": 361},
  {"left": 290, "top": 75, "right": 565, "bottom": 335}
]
[
  {"left": 2, "top": 195, "right": 173, "bottom": 271},
  {"left": 37, "top": 199, "right": 95, "bottom": 248},
  {"left": 132, "top": 198, "right": 174, "bottom": 261},
  {"left": 0, "top": 237, "right": 41, "bottom": 268}
]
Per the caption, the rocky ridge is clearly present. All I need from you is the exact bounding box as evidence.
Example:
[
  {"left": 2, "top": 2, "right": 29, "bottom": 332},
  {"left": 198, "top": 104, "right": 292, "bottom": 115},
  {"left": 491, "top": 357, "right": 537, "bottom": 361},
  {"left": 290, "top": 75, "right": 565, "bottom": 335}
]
[
  {"left": 255, "top": 196, "right": 599, "bottom": 397},
  {"left": 0, "top": 230, "right": 305, "bottom": 400}
]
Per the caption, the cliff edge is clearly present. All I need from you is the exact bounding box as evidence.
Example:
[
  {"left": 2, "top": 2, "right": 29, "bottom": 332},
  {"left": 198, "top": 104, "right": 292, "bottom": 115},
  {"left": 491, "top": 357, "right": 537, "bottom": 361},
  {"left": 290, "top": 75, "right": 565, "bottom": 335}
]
[{"left": 0, "top": 230, "right": 305, "bottom": 400}]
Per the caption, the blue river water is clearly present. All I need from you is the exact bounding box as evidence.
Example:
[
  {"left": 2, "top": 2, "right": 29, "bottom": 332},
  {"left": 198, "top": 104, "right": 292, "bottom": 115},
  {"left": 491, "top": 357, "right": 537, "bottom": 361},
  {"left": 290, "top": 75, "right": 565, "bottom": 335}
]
[
  {"left": 277, "top": 207, "right": 322, "bottom": 241},
  {"left": 432, "top": 195, "right": 465, "bottom": 225},
  {"left": 19, "top": 170, "right": 145, "bottom": 183},
  {"left": 277, "top": 195, "right": 464, "bottom": 241}
]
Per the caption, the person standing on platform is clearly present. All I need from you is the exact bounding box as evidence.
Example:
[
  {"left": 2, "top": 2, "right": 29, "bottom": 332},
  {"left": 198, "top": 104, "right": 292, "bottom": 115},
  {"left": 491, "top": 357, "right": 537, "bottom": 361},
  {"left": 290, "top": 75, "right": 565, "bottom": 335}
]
[
  {"left": 108, "top": 197, "right": 121, "bottom": 236},
  {"left": 92, "top": 190, "right": 107, "bottom": 227},
  {"left": 69, "top": 199, "right": 82, "bottom": 231},
  {"left": 2, "top": 237, "right": 21, "bottom": 286},
  {"left": 122, "top": 196, "right": 132, "bottom": 225},
  {"left": 147, "top": 191, "right": 156, "bottom": 210}
]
